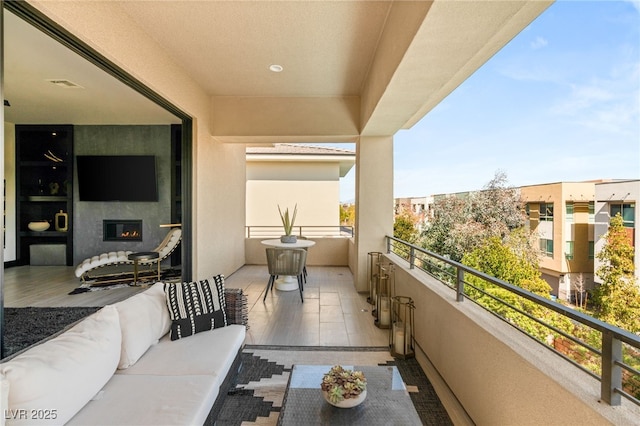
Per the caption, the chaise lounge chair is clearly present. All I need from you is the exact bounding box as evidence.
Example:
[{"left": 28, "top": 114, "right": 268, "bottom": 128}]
[{"left": 74, "top": 227, "right": 182, "bottom": 284}]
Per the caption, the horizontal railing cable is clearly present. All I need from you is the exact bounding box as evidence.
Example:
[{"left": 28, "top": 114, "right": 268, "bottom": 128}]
[
  {"left": 386, "top": 235, "right": 640, "bottom": 407},
  {"left": 246, "top": 225, "right": 354, "bottom": 238}
]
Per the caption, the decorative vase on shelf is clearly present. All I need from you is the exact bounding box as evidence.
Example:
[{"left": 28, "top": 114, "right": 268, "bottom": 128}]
[
  {"left": 28, "top": 221, "right": 50, "bottom": 232},
  {"left": 55, "top": 210, "right": 68, "bottom": 232},
  {"left": 280, "top": 235, "right": 297, "bottom": 244}
]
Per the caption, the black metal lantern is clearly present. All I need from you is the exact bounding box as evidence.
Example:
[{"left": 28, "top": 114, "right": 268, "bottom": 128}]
[{"left": 389, "top": 296, "right": 415, "bottom": 359}]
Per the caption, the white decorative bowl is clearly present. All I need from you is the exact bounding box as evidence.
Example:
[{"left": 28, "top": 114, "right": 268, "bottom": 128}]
[
  {"left": 322, "top": 389, "right": 367, "bottom": 408},
  {"left": 28, "top": 221, "right": 50, "bottom": 232}
]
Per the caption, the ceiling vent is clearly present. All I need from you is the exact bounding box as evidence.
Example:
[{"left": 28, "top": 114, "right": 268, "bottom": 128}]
[{"left": 46, "top": 79, "right": 84, "bottom": 89}]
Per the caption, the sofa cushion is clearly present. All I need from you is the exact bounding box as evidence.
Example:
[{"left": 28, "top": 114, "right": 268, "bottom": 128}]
[
  {"left": 0, "top": 306, "right": 121, "bottom": 425},
  {"left": 113, "top": 282, "right": 171, "bottom": 369},
  {"left": 66, "top": 374, "right": 219, "bottom": 426},
  {"left": 0, "top": 374, "right": 8, "bottom": 426},
  {"left": 165, "top": 275, "right": 227, "bottom": 340},
  {"left": 116, "top": 324, "right": 245, "bottom": 377}
]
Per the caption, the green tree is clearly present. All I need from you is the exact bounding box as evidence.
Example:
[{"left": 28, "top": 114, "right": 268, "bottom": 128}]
[
  {"left": 421, "top": 171, "right": 528, "bottom": 262},
  {"left": 593, "top": 213, "right": 640, "bottom": 333},
  {"left": 421, "top": 196, "right": 469, "bottom": 259},
  {"left": 462, "top": 237, "right": 572, "bottom": 341},
  {"left": 340, "top": 203, "right": 355, "bottom": 226},
  {"left": 394, "top": 207, "right": 420, "bottom": 244}
]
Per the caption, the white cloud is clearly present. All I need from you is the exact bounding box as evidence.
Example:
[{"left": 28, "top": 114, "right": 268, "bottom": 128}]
[
  {"left": 624, "top": 0, "right": 640, "bottom": 14},
  {"left": 530, "top": 36, "right": 548, "bottom": 50}
]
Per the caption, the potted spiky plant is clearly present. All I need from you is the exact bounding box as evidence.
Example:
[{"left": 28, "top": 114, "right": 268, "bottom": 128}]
[{"left": 278, "top": 204, "right": 298, "bottom": 243}]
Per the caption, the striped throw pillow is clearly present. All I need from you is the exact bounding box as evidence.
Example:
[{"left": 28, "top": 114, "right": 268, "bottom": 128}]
[{"left": 164, "top": 275, "right": 227, "bottom": 341}]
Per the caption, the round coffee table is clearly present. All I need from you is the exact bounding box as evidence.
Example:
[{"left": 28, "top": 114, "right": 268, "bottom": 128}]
[{"left": 127, "top": 251, "right": 160, "bottom": 285}]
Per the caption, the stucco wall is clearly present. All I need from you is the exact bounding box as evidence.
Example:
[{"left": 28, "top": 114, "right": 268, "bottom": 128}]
[
  {"left": 30, "top": 1, "right": 247, "bottom": 279},
  {"left": 384, "top": 252, "right": 637, "bottom": 425},
  {"left": 245, "top": 237, "right": 349, "bottom": 266},
  {"left": 246, "top": 180, "right": 339, "bottom": 228}
]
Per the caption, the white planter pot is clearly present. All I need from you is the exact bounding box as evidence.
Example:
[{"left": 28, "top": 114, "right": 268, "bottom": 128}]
[{"left": 322, "top": 389, "right": 367, "bottom": 408}]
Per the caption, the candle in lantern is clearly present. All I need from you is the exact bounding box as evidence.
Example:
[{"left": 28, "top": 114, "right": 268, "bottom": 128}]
[
  {"left": 394, "top": 322, "right": 405, "bottom": 354},
  {"left": 380, "top": 297, "right": 390, "bottom": 326}
]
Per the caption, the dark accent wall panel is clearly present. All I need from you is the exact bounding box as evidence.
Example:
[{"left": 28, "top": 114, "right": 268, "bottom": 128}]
[{"left": 73, "top": 125, "right": 171, "bottom": 265}]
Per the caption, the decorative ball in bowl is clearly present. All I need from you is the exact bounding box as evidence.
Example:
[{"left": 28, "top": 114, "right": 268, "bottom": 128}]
[
  {"left": 28, "top": 221, "right": 50, "bottom": 232},
  {"left": 320, "top": 365, "right": 367, "bottom": 408}
]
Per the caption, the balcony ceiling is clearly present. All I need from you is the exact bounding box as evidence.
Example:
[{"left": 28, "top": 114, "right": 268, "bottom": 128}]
[{"left": 4, "top": 1, "right": 552, "bottom": 142}]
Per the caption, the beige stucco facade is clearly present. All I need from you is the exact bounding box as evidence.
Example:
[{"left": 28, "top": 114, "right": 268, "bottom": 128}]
[
  {"left": 246, "top": 145, "right": 355, "bottom": 232},
  {"left": 521, "top": 182, "right": 597, "bottom": 300}
]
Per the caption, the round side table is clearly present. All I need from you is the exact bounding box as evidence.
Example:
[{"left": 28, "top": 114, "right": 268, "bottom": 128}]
[{"left": 127, "top": 251, "right": 160, "bottom": 285}]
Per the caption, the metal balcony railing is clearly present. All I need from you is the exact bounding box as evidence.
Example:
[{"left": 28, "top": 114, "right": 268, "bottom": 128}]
[
  {"left": 246, "top": 225, "right": 354, "bottom": 238},
  {"left": 386, "top": 235, "right": 640, "bottom": 407}
]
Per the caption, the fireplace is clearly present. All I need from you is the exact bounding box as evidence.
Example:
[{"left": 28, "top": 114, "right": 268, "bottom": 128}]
[{"left": 103, "top": 220, "right": 142, "bottom": 241}]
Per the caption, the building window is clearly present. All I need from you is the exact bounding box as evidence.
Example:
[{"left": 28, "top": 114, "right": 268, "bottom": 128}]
[
  {"left": 566, "top": 203, "right": 574, "bottom": 222},
  {"left": 610, "top": 203, "right": 635, "bottom": 228},
  {"left": 525, "top": 204, "right": 530, "bottom": 218},
  {"left": 540, "top": 238, "right": 554, "bottom": 257},
  {"left": 588, "top": 241, "right": 594, "bottom": 259},
  {"left": 589, "top": 202, "right": 595, "bottom": 223},
  {"left": 565, "top": 241, "right": 574, "bottom": 260},
  {"left": 540, "top": 202, "right": 554, "bottom": 221}
]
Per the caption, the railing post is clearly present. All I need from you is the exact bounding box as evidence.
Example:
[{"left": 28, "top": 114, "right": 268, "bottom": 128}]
[
  {"left": 601, "top": 330, "right": 622, "bottom": 405},
  {"left": 409, "top": 246, "right": 415, "bottom": 269},
  {"left": 386, "top": 237, "right": 391, "bottom": 253},
  {"left": 456, "top": 267, "right": 465, "bottom": 302}
]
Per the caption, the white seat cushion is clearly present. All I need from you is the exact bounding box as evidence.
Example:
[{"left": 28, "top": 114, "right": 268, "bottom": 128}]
[
  {"left": 112, "top": 282, "right": 171, "bottom": 369},
  {"left": 116, "top": 324, "right": 245, "bottom": 377},
  {"left": 66, "top": 374, "right": 219, "bottom": 426},
  {"left": 0, "top": 306, "right": 121, "bottom": 425}
]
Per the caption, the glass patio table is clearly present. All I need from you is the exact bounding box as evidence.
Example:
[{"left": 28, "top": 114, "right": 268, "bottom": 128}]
[{"left": 277, "top": 364, "right": 422, "bottom": 425}]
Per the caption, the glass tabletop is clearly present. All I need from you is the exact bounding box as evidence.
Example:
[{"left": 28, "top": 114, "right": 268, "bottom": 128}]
[{"left": 278, "top": 365, "right": 422, "bottom": 425}]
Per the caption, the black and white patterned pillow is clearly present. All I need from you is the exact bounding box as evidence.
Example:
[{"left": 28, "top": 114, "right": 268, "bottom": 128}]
[{"left": 164, "top": 275, "right": 227, "bottom": 341}]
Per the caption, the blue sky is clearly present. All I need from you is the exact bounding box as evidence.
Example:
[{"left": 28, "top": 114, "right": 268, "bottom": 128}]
[{"left": 336, "top": 0, "right": 639, "bottom": 202}]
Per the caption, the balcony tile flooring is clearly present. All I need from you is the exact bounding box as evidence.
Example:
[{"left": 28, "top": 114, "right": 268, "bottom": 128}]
[
  {"left": 225, "top": 265, "right": 389, "bottom": 347},
  {"left": 3, "top": 264, "right": 389, "bottom": 348}
]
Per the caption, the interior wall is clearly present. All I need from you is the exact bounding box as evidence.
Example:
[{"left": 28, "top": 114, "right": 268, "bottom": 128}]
[
  {"left": 3, "top": 122, "right": 16, "bottom": 262},
  {"left": 73, "top": 125, "right": 171, "bottom": 264},
  {"left": 28, "top": 1, "right": 248, "bottom": 279}
]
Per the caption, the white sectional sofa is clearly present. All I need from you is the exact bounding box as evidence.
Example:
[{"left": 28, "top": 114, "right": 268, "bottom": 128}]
[{"left": 0, "top": 279, "right": 247, "bottom": 426}]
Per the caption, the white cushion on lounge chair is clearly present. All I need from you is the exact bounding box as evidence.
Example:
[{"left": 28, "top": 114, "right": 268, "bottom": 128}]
[{"left": 74, "top": 228, "right": 181, "bottom": 279}]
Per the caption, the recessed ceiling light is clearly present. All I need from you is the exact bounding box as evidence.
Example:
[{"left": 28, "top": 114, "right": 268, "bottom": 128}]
[{"left": 269, "top": 64, "right": 283, "bottom": 73}]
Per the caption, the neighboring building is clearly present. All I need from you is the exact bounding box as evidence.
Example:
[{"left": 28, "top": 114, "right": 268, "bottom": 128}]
[
  {"left": 594, "top": 180, "right": 640, "bottom": 286},
  {"left": 414, "top": 180, "right": 640, "bottom": 301},
  {"left": 520, "top": 181, "right": 601, "bottom": 301},
  {"left": 246, "top": 144, "right": 355, "bottom": 234},
  {"left": 394, "top": 196, "right": 433, "bottom": 228}
]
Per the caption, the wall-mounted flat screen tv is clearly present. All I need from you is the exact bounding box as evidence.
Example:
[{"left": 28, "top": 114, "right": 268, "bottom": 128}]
[{"left": 77, "top": 155, "right": 158, "bottom": 202}]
